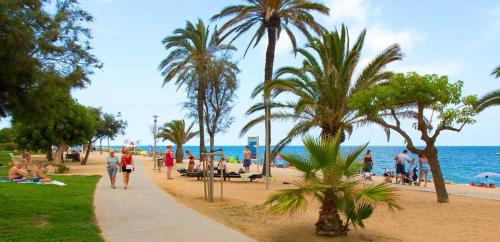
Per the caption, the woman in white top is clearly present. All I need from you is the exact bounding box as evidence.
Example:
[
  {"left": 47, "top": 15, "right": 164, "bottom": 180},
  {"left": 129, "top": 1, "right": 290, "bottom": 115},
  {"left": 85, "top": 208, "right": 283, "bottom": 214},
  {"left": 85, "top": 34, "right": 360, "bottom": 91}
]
[{"left": 106, "top": 149, "right": 120, "bottom": 189}]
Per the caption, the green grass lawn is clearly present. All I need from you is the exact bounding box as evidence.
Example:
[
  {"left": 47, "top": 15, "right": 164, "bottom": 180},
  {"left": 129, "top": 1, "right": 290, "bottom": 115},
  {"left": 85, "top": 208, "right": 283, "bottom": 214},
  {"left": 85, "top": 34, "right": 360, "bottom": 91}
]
[{"left": 0, "top": 151, "right": 103, "bottom": 242}]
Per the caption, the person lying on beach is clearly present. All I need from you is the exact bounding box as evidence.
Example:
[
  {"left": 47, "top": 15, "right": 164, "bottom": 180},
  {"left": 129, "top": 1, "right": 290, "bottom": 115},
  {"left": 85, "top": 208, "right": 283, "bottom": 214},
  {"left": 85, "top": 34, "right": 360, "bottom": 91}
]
[
  {"left": 8, "top": 162, "right": 28, "bottom": 180},
  {"left": 33, "top": 164, "right": 52, "bottom": 183}
]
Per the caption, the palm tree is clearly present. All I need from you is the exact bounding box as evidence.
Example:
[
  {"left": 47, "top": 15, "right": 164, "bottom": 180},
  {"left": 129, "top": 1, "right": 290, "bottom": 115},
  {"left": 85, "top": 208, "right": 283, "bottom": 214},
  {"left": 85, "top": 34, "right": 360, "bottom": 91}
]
[
  {"left": 265, "top": 133, "right": 400, "bottom": 236},
  {"left": 159, "top": 19, "right": 235, "bottom": 159},
  {"left": 158, "top": 120, "right": 199, "bottom": 163},
  {"left": 476, "top": 65, "right": 500, "bottom": 112},
  {"left": 242, "top": 25, "right": 403, "bottom": 155},
  {"left": 211, "top": 0, "right": 330, "bottom": 175}
]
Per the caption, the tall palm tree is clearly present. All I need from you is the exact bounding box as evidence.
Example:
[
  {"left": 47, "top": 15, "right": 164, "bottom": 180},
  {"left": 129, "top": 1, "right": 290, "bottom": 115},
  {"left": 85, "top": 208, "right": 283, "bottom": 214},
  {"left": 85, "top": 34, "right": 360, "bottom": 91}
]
[
  {"left": 476, "top": 65, "right": 500, "bottom": 112},
  {"left": 211, "top": 0, "right": 330, "bottom": 175},
  {"left": 159, "top": 19, "right": 235, "bottom": 159},
  {"left": 242, "top": 25, "right": 403, "bottom": 155},
  {"left": 158, "top": 120, "right": 199, "bottom": 163},
  {"left": 265, "top": 134, "right": 400, "bottom": 236}
]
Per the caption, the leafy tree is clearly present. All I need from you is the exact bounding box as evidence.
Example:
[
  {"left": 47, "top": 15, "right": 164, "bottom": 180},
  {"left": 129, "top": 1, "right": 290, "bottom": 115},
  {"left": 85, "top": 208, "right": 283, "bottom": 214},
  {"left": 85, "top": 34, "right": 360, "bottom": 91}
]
[
  {"left": 211, "top": 0, "right": 330, "bottom": 175},
  {"left": 159, "top": 19, "right": 235, "bottom": 162},
  {"left": 157, "top": 120, "right": 199, "bottom": 163},
  {"left": 265, "top": 134, "right": 400, "bottom": 236},
  {"left": 184, "top": 56, "right": 239, "bottom": 156},
  {"left": 243, "top": 25, "right": 402, "bottom": 157},
  {"left": 349, "top": 72, "right": 476, "bottom": 203},
  {"left": 0, "top": 127, "right": 14, "bottom": 143},
  {"left": 476, "top": 65, "right": 500, "bottom": 112},
  {"left": 81, "top": 108, "right": 127, "bottom": 165},
  {"left": 0, "top": 0, "right": 101, "bottom": 120},
  {"left": 14, "top": 100, "right": 98, "bottom": 163}
]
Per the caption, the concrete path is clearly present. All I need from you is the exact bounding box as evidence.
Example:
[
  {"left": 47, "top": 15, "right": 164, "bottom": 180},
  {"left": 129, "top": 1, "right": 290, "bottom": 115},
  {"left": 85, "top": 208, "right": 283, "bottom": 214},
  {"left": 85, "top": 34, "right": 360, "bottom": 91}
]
[{"left": 94, "top": 157, "right": 255, "bottom": 242}]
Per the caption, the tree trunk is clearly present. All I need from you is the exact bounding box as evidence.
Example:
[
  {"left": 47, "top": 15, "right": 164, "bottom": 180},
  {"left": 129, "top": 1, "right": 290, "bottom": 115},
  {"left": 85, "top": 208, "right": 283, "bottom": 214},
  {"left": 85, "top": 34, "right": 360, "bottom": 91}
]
[
  {"left": 46, "top": 147, "right": 53, "bottom": 161},
  {"left": 99, "top": 138, "right": 103, "bottom": 154},
  {"left": 262, "top": 25, "right": 277, "bottom": 176},
  {"left": 209, "top": 133, "right": 215, "bottom": 161},
  {"left": 315, "top": 193, "right": 347, "bottom": 236},
  {"left": 81, "top": 141, "right": 92, "bottom": 165},
  {"left": 175, "top": 145, "right": 183, "bottom": 163},
  {"left": 426, "top": 148, "right": 449, "bottom": 203},
  {"left": 54, "top": 141, "right": 67, "bottom": 164}
]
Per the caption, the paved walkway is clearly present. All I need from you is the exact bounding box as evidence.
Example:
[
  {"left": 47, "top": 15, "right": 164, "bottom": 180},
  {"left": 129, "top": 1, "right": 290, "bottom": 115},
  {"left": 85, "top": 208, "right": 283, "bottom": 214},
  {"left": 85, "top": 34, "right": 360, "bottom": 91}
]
[{"left": 94, "top": 157, "right": 255, "bottom": 242}]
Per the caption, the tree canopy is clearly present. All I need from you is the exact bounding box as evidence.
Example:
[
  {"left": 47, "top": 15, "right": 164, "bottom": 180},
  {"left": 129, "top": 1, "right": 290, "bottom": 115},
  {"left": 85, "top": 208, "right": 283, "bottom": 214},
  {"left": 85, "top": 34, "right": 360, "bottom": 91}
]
[{"left": 0, "top": 0, "right": 101, "bottom": 120}]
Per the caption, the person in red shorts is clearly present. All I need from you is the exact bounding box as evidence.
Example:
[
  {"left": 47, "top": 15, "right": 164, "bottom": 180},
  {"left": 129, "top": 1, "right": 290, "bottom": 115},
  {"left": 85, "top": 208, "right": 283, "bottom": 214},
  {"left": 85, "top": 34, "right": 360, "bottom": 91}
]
[
  {"left": 164, "top": 145, "right": 174, "bottom": 180},
  {"left": 120, "top": 148, "right": 135, "bottom": 189}
]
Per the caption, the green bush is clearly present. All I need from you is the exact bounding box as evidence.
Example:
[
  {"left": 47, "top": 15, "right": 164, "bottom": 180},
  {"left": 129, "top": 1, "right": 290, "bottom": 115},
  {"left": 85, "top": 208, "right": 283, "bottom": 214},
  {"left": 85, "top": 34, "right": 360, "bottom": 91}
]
[
  {"left": 53, "top": 163, "right": 70, "bottom": 174},
  {"left": 0, "top": 142, "right": 17, "bottom": 151}
]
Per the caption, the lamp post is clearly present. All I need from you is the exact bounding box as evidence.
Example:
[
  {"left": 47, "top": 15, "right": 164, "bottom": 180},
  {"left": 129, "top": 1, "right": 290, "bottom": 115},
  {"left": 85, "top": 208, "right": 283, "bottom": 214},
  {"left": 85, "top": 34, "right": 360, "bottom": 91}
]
[{"left": 153, "top": 115, "right": 158, "bottom": 171}]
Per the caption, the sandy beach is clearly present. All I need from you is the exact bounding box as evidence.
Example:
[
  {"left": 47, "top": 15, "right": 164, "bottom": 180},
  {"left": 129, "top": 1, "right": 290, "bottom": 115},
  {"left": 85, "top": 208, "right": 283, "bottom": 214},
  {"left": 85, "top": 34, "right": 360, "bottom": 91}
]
[{"left": 143, "top": 157, "right": 500, "bottom": 242}]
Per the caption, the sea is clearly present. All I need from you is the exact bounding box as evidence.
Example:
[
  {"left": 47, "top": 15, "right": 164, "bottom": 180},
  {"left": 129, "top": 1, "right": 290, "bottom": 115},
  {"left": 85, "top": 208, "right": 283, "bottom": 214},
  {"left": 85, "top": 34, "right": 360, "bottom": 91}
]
[{"left": 110, "top": 145, "right": 500, "bottom": 185}]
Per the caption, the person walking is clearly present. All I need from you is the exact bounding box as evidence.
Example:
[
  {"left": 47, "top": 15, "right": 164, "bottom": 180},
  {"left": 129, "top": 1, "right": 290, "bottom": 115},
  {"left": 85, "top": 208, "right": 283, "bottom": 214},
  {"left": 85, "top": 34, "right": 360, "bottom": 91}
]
[
  {"left": 164, "top": 145, "right": 174, "bottom": 179},
  {"left": 395, "top": 150, "right": 412, "bottom": 184},
  {"left": 243, "top": 146, "right": 251, "bottom": 173},
  {"left": 106, "top": 149, "right": 120, "bottom": 189},
  {"left": 120, "top": 148, "right": 135, "bottom": 189},
  {"left": 418, "top": 154, "right": 430, "bottom": 187}
]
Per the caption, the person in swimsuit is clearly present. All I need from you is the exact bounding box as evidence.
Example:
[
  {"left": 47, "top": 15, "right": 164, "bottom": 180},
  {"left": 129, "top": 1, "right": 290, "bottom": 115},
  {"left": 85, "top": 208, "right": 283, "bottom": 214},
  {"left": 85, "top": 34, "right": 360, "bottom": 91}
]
[
  {"left": 106, "top": 149, "right": 120, "bottom": 189},
  {"left": 164, "top": 145, "right": 174, "bottom": 179},
  {"left": 363, "top": 150, "right": 374, "bottom": 173},
  {"left": 33, "top": 164, "right": 51, "bottom": 183},
  {"left": 120, "top": 148, "right": 135, "bottom": 189},
  {"left": 8, "top": 162, "right": 27, "bottom": 180},
  {"left": 22, "top": 149, "right": 33, "bottom": 171},
  {"left": 186, "top": 150, "right": 196, "bottom": 172},
  {"left": 243, "top": 146, "right": 251, "bottom": 173},
  {"left": 418, "top": 154, "right": 430, "bottom": 187}
]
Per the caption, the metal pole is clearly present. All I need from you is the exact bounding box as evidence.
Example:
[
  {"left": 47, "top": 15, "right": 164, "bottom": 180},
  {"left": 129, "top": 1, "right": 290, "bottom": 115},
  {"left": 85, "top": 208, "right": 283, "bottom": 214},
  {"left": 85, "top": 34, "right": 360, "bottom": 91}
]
[{"left": 153, "top": 115, "right": 158, "bottom": 171}]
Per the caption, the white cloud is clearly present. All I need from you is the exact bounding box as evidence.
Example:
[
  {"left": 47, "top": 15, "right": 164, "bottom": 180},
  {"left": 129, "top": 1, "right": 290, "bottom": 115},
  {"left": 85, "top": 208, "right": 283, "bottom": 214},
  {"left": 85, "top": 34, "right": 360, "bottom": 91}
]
[
  {"left": 365, "top": 24, "right": 424, "bottom": 52},
  {"left": 392, "top": 61, "right": 464, "bottom": 76},
  {"left": 324, "top": 0, "right": 374, "bottom": 23},
  {"left": 323, "top": 0, "right": 422, "bottom": 53}
]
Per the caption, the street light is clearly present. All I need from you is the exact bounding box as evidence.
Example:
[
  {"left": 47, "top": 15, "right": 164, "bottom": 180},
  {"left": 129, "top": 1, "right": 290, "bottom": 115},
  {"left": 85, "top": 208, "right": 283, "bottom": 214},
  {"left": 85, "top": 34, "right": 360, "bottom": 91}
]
[{"left": 153, "top": 115, "right": 159, "bottom": 171}]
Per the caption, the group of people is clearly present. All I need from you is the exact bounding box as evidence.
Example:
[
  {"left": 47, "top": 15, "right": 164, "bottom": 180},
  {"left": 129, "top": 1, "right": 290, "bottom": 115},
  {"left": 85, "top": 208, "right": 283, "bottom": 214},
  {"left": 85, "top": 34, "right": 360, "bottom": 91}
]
[
  {"left": 362, "top": 149, "right": 431, "bottom": 187},
  {"left": 106, "top": 148, "right": 135, "bottom": 189},
  {"left": 7, "top": 150, "right": 52, "bottom": 183},
  {"left": 393, "top": 150, "right": 430, "bottom": 187}
]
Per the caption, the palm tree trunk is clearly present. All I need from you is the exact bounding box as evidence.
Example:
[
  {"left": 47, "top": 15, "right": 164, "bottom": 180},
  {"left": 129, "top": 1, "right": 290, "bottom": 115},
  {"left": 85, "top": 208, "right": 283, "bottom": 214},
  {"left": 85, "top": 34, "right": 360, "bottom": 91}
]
[
  {"left": 262, "top": 25, "right": 277, "bottom": 176},
  {"left": 315, "top": 193, "right": 347, "bottom": 236},
  {"left": 426, "top": 148, "right": 449, "bottom": 203},
  {"left": 175, "top": 145, "right": 183, "bottom": 163}
]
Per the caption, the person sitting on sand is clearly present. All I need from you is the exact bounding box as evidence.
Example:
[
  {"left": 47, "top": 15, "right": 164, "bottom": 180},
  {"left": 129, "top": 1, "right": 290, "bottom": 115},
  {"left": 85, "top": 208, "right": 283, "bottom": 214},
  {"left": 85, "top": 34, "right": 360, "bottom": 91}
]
[
  {"left": 8, "top": 162, "right": 28, "bottom": 180},
  {"left": 33, "top": 164, "right": 52, "bottom": 183}
]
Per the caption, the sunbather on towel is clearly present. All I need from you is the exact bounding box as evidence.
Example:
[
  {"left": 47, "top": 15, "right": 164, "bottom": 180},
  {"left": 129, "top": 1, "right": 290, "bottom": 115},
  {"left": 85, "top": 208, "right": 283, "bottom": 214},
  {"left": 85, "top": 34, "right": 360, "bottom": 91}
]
[
  {"left": 8, "top": 162, "right": 28, "bottom": 180},
  {"left": 34, "top": 164, "right": 52, "bottom": 183}
]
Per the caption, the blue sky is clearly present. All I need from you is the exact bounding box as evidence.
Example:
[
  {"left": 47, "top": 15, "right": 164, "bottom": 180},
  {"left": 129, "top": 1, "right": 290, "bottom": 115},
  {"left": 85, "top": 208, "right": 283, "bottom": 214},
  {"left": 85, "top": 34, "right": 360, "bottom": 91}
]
[{"left": 3, "top": 0, "right": 499, "bottom": 146}]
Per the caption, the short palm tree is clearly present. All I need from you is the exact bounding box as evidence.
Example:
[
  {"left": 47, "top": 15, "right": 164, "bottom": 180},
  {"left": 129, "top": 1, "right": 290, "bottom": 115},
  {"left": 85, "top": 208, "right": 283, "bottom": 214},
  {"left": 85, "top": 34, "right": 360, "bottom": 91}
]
[
  {"left": 242, "top": 25, "right": 403, "bottom": 154},
  {"left": 211, "top": 0, "right": 329, "bottom": 175},
  {"left": 265, "top": 133, "right": 400, "bottom": 236},
  {"left": 158, "top": 120, "right": 199, "bottom": 163},
  {"left": 476, "top": 65, "right": 500, "bottom": 112},
  {"left": 159, "top": 19, "right": 236, "bottom": 159}
]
